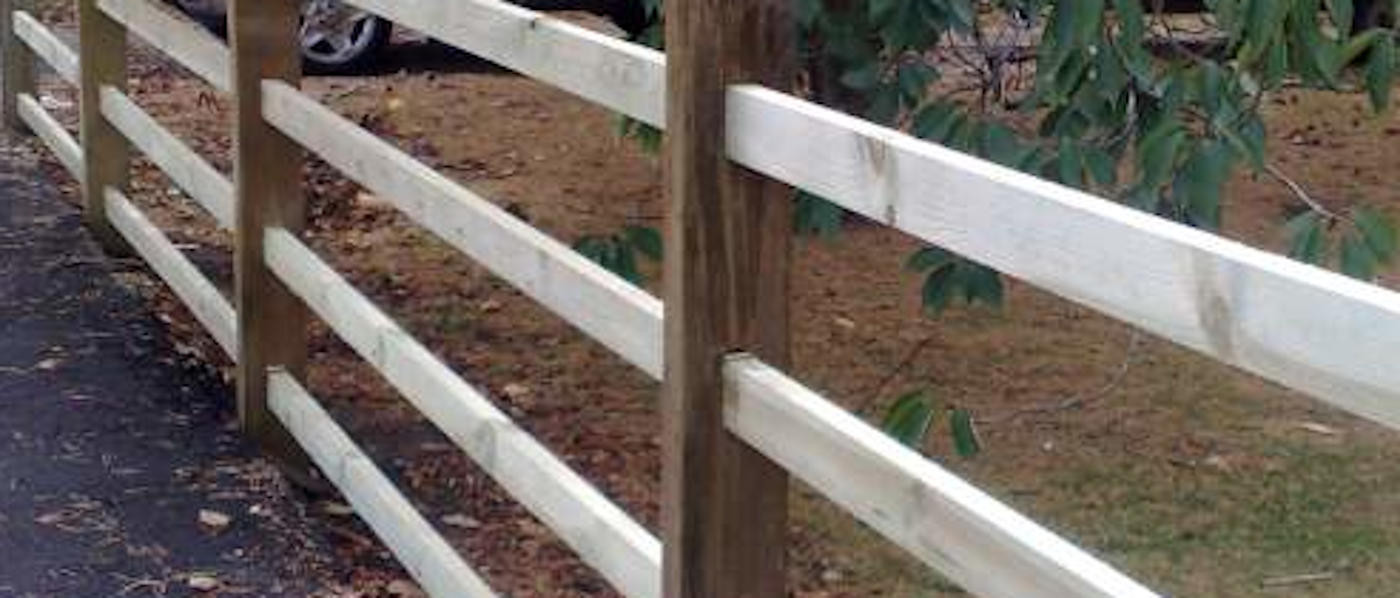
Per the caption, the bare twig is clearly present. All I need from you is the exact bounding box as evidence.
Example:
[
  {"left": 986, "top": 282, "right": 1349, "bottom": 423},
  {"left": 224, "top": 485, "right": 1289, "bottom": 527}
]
[
  {"left": 985, "top": 330, "right": 1144, "bottom": 425},
  {"left": 1265, "top": 162, "right": 1343, "bottom": 221},
  {"left": 857, "top": 334, "right": 936, "bottom": 416},
  {"left": 1260, "top": 572, "right": 1335, "bottom": 588}
]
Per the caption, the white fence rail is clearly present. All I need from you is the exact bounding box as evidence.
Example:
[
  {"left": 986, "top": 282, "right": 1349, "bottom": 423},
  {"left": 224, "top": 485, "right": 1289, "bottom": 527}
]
[
  {"left": 100, "top": 85, "right": 235, "bottom": 229},
  {"left": 264, "top": 227, "right": 662, "bottom": 598},
  {"left": 267, "top": 370, "right": 499, "bottom": 598},
  {"left": 16, "top": 91, "right": 80, "bottom": 176},
  {"left": 343, "top": 0, "right": 665, "bottom": 127},
  {"left": 725, "top": 85, "right": 1400, "bottom": 431},
  {"left": 96, "top": 0, "right": 230, "bottom": 91},
  {"left": 13, "top": 9, "right": 76, "bottom": 85}
]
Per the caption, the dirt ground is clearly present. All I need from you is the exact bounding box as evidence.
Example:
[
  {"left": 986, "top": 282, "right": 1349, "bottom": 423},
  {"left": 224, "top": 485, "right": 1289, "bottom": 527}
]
[{"left": 20, "top": 4, "right": 1400, "bottom": 597}]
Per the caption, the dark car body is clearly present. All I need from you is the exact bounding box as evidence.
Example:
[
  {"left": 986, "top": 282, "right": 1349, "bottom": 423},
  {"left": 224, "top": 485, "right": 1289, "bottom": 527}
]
[{"left": 172, "top": 0, "right": 649, "bottom": 73}]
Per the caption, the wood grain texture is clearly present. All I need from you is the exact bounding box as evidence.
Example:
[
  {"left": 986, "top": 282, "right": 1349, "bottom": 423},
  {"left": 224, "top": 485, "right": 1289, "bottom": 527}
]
[
  {"left": 77, "top": 0, "right": 127, "bottom": 249},
  {"left": 229, "top": 0, "right": 311, "bottom": 474},
  {"left": 96, "top": 0, "right": 229, "bottom": 92},
  {"left": 105, "top": 188, "right": 236, "bottom": 358},
  {"left": 16, "top": 93, "right": 81, "bottom": 177},
  {"left": 661, "top": 1, "right": 793, "bottom": 598},
  {"left": 264, "top": 228, "right": 661, "bottom": 598},
  {"left": 100, "top": 85, "right": 234, "bottom": 229},
  {"left": 267, "top": 370, "right": 499, "bottom": 598},
  {"left": 727, "top": 85, "right": 1400, "bottom": 431},
  {"left": 723, "top": 355, "right": 1161, "bottom": 598},
  {"left": 342, "top": 0, "right": 664, "bottom": 127},
  {"left": 2, "top": 2, "right": 36, "bottom": 131},
  {"left": 260, "top": 80, "right": 664, "bottom": 379},
  {"left": 12, "top": 9, "right": 77, "bottom": 86}
]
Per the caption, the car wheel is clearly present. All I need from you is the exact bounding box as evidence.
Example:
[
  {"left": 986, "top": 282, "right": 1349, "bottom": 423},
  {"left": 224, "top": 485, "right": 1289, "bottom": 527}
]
[
  {"left": 173, "top": 0, "right": 226, "bottom": 31},
  {"left": 298, "top": 0, "right": 391, "bottom": 74}
]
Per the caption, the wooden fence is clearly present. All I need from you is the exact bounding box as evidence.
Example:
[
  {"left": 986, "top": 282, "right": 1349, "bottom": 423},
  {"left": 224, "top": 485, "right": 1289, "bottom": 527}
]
[{"left": 4, "top": 0, "right": 1400, "bottom": 596}]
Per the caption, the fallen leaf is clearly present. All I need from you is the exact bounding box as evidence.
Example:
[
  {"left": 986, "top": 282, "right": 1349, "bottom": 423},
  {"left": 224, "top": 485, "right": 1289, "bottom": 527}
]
[
  {"left": 1203, "top": 454, "right": 1232, "bottom": 472},
  {"left": 1297, "top": 422, "right": 1340, "bottom": 436},
  {"left": 441, "top": 513, "right": 481, "bottom": 529},
  {"left": 321, "top": 502, "right": 355, "bottom": 516},
  {"left": 386, "top": 579, "right": 426, "bottom": 598},
  {"left": 34, "top": 511, "right": 65, "bottom": 525},
  {"left": 187, "top": 574, "right": 219, "bottom": 592},
  {"left": 198, "top": 509, "right": 232, "bottom": 531},
  {"left": 502, "top": 383, "right": 530, "bottom": 399},
  {"left": 355, "top": 191, "right": 391, "bottom": 210}
]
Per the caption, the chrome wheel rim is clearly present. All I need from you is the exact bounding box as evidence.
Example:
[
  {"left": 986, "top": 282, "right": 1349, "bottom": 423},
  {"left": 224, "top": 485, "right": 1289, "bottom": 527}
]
[{"left": 298, "top": 0, "right": 379, "bottom": 65}]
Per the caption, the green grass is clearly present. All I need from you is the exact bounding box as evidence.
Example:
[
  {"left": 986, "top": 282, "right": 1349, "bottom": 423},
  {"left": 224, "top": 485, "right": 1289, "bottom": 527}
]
[{"left": 788, "top": 337, "right": 1400, "bottom": 598}]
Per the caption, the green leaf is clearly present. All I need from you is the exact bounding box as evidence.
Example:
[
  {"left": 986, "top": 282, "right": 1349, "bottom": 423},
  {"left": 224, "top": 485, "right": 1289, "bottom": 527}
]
[
  {"left": 1365, "top": 33, "right": 1395, "bottom": 111},
  {"left": 1340, "top": 234, "right": 1379, "bottom": 280},
  {"left": 1353, "top": 205, "right": 1397, "bottom": 261},
  {"left": 794, "top": 191, "right": 846, "bottom": 238},
  {"left": 1173, "top": 140, "right": 1235, "bottom": 230},
  {"left": 913, "top": 103, "right": 965, "bottom": 144},
  {"left": 921, "top": 263, "right": 959, "bottom": 314},
  {"left": 1056, "top": 138, "right": 1085, "bottom": 187},
  {"left": 1112, "top": 0, "right": 1146, "bottom": 46},
  {"left": 1326, "top": 0, "right": 1356, "bottom": 37},
  {"left": 881, "top": 390, "right": 936, "bottom": 448},
  {"left": 906, "top": 246, "right": 954, "bottom": 272},
  {"left": 1137, "top": 120, "right": 1186, "bottom": 190},
  {"left": 623, "top": 225, "right": 663, "bottom": 261},
  {"left": 897, "top": 61, "right": 937, "bottom": 104},
  {"left": 950, "top": 408, "right": 981, "bottom": 457},
  {"left": 1286, "top": 211, "right": 1328, "bottom": 264},
  {"left": 614, "top": 240, "right": 642, "bottom": 283},
  {"left": 963, "top": 262, "right": 1005, "bottom": 308},
  {"left": 1084, "top": 147, "right": 1118, "bottom": 186}
]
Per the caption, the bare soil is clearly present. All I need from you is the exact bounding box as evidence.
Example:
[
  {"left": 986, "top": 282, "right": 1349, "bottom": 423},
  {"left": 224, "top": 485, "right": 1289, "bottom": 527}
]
[{"left": 21, "top": 6, "right": 1400, "bottom": 596}]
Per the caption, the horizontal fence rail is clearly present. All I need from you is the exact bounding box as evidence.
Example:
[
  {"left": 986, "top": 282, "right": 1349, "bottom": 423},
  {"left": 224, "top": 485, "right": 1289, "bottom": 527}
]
[
  {"left": 16, "top": 92, "right": 81, "bottom": 176},
  {"left": 343, "top": 0, "right": 665, "bottom": 127},
  {"left": 99, "top": 85, "right": 234, "bottom": 229},
  {"left": 12, "top": 9, "right": 76, "bottom": 85},
  {"left": 105, "top": 188, "right": 236, "bottom": 357},
  {"left": 267, "top": 371, "right": 499, "bottom": 598},
  {"left": 725, "top": 84, "right": 1400, "bottom": 432},
  {"left": 724, "top": 355, "right": 1160, "bottom": 598},
  {"left": 260, "top": 80, "right": 665, "bottom": 379},
  {"left": 263, "top": 228, "right": 662, "bottom": 598},
  {"left": 95, "top": 0, "right": 230, "bottom": 92}
]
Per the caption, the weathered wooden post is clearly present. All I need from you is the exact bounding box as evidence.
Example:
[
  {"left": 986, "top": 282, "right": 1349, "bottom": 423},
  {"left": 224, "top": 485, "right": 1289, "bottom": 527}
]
[
  {"left": 76, "top": 0, "right": 125, "bottom": 246},
  {"left": 661, "top": 0, "right": 795, "bottom": 596},
  {"left": 0, "top": 0, "right": 34, "bottom": 134},
  {"left": 229, "top": 0, "right": 316, "bottom": 484}
]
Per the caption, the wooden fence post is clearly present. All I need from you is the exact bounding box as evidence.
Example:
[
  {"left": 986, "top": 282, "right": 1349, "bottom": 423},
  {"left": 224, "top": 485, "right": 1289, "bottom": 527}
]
[
  {"left": 661, "top": 0, "right": 795, "bottom": 597},
  {"left": 76, "top": 0, "right": 126, "bottom": 248},
  {"left": 1, "top": 0, "right": 34, "bottom": 134},
  {"left": 229, "top": 0, "right": 317, "bottom": 485}
]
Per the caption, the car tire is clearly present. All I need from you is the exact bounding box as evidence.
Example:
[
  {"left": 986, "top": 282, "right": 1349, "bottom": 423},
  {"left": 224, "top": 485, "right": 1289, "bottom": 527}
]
[
  {"left": 298, "top": 5, "right": 392, "bottom": 75},
  {"left": 172, "top": 0, "right": 225, "bottom": 32},
  {"left": 170, "top": 1, "right": 391, "bottom": 75}
]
